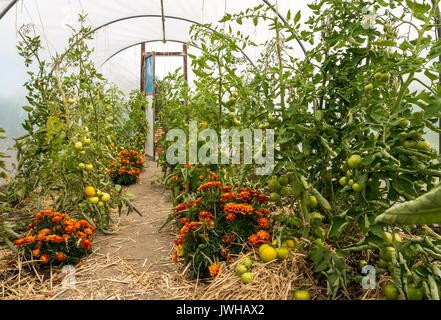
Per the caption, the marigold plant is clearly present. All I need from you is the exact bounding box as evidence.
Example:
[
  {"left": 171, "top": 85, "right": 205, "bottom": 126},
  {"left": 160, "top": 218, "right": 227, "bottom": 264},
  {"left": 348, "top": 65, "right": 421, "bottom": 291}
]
[
  {"left": 14, "top": 209, "right": 96, "bottom": 266},
  {"left": 166, "top": 175, "right": 272, "bottom": 279},
  {"left": 107, "top": 149, "right": 145, "bottom": 185}
]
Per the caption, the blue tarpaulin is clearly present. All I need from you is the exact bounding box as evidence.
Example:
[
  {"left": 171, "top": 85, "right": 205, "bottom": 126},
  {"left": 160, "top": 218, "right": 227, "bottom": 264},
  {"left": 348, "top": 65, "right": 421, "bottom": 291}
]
[{"left": 145, "top": 55, "right": 153, "bottom": 94}]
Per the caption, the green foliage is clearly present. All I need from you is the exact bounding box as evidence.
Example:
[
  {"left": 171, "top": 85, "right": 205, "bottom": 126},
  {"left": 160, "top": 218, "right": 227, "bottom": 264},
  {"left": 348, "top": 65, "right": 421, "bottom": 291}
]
[
  {"left": 113, "top": 90, "right": 149, "bottom": 153},
  {"left": 169, "top": 178, "right": 271, "bottom": 279},
  {"left": 376, "top": 184, "right": 441, "bottom": 225},
  {"left": 157, "top": 0, "right": 441, "bottom": 299},
  {"left": 5, "top": 15, "right": 140, "bottom": 235}
]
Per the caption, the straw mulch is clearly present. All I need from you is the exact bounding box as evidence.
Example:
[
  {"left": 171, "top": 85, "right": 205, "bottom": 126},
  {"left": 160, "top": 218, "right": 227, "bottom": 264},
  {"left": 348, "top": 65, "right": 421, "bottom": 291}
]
[
  {"left": 1, "top": 243, "right": 395, "bottom": 300},
  {"left": 141, "top": 249, "right": 328, "bottom": 300}
]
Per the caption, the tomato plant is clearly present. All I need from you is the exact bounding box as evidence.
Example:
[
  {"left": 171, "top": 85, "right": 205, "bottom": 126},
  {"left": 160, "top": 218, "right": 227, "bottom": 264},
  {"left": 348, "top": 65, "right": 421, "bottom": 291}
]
[
  {"left": 3, "top": 16, "right": 141, "bottom": 235},
  {"left": 156, "top": 0, "right": 441, "bottom": 299}
]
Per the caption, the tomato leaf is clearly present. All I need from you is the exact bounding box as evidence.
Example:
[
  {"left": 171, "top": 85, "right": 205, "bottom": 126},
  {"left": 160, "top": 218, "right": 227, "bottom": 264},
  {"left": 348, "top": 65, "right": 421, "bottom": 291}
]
[{"left": 375, "top": 185, "right": 441, "bottom": 225}]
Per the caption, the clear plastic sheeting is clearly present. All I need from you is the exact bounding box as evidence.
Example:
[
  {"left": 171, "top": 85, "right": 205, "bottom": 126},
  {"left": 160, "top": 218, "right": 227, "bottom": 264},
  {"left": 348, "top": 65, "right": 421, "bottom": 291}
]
[
  {"left": 0, "top": 0, "right": 439, "bottom": 160},
  {"left": 0, "top": 1, "right": 306, "bottom": 90}
]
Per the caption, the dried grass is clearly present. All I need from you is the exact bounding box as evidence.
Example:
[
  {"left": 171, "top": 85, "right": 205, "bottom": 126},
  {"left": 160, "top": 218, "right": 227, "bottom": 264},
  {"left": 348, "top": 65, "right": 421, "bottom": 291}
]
[{"left": 137, "top": 248, "right": 328, "bottom": 300}]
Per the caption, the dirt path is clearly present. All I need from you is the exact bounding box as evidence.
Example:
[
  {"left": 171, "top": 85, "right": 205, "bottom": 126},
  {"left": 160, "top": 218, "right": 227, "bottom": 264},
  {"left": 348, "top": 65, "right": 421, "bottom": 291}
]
[{"left": 51, "top": 160, "right": 178, "bottom": 300}]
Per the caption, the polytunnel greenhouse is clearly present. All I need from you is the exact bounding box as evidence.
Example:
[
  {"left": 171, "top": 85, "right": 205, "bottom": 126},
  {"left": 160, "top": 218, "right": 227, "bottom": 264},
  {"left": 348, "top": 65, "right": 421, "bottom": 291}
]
[{"left": 1, "top": 0, "right": 441, "bottom": 303}]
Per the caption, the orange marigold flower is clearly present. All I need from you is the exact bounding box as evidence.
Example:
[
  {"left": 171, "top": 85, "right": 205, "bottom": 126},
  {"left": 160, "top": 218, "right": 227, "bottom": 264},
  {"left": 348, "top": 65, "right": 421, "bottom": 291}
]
[
  {"left": 238, "top": 191, "right": 253, "bottom": 202},
  {"left": 207, "top": 219, "right": 215, "bottom": 229},
  {"left": 172, "top": 175, "right": 179, "bottom": 182},
  {"left": 248, "top": 229, "right": 270, "bottom": 246},
  {"left": 220, "top": 249, "right": 232, "bottom": 260},
  {"left": 208, "top": 264, "right": 221, "bottom": 277},
  {"left": 52, "top": 214, "right": 63, "bottom": 223},
  {"left": 198, "top": 211, "right": 213, "bottom": 221},
  {"left": 256, "top": 230, "right": 270, "bottom": 242},
  {"left": 255, "top": 207, "right": 271, "bottom": 218},
  {"left": 62, "top": 234, "right": 71, "bottom": 241},
  {"left": 188, "top": 196, "right": 203, "bottom": 207},
  {"left": 65, "top": 225, "right": 76, "bottom": 234},
  {"left": 225, "top": 212, "right": 236, "bottom": 222},
  {"left": 207, "top": 173, "right": 219, "bottom": 181},
  {"left": 76, "top": 231, "right": 87, "bottom": 239},
  {"left": 257, "top": 193, "right": 268, "bottom": 203},
  {"left": 40, "top": 254, "right": 50, "bottom": 264},
  {"left": 17, "top": 236, "right": 36, "bottom": 246},
  {"left": 32, "top": 248, "right": 41, "bottom": 258},
  {"left": 174, "top": 237, "right": 184, "bottom": 246},
  {"left": 78, "top": 220, "right": 90, "bottom": 227},
  {"left": 257, "top": 217, "right": 270, "bottom": 228},
  {"left": 172, "top": 250, "right": 179, "bottom": 263},
  {"left": 223, "top": 186, "right": 232, "bottom": 192},
  {"left": 224, "top": 202, "right": 254, "bottom": 215},
  {"left": 220, "top": 192, "right": 237, "bottom": 201},
  {"left": 81, "top": 238, "right": 92, "bottom": 251},
  {"left": 180, "top": 217, "right": 190, "bottom": 225},
  {"left": 222, "top": 233, "right": 236, "bottom": 246},
  {"left": 84, "top": 228, "right": 94, "bottom": 236},
  {"left": 174, "top": 203, "right": 188, "bottom": 213},
  {"left": 184, "top": 163, "right": 193, "bottom": 168},
  {"left": 63, "top": 218, "right": 77, "bottom": 227},
  {"left": 55, "top": 252, "right": 67, "bottom": 262},
  {"left": 197, "top": 181, "right": 222, "bottom": 191},
  {"left": 38, "top": 228, "right": 52, "bottom": 235},
  {"left": 27, "top": 222, "right": 34, "bottom": 229}
]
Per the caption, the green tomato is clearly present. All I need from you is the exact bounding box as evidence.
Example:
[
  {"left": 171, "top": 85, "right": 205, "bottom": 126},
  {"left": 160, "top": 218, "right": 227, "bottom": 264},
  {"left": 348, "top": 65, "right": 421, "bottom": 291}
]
[
  {"left": 384, "top": 283, "right": 398, "bottom": 300},
  {"left": 88, "top": 196, "right": 99, "bottom": 204},
  {"left": 399, "top": 118, "right": 409, "bottom": 128},
  {"left": 101, "top": 192, "right": 111, "bottom": 202},
  {"left": 381, "top": 73, "right": 390, "bottom": 82},
  {"left": 364, "top": 83, "right": 374, "bottom": 91},
  {"left": 241, "top": 272, "right": 253, "bottom": 284},
  {"left": 268, "top": 179, "right": 281, "bottom": 192},
  {"left": 351, "top": 183, "right": 364, "bottom": 193},
  {"left": 339, "top": 177, "right": 347, "bottom": 186},
  {"left": 74, "top": 141, "right": 83, "bottom": 150},
  {"left": 417, "top": 140, "right": 430, "bottom": 151},
  {"left": 379, "top": 246, "right": 396, "bottom": 263},
  {"left": 241, "top": 257, "right": 253, "bottom": 269},
  {"left": 348, "top": 179, "right": 354, "bottom": 186},
  {"left": 235, "top": 264, "right": 248, "bottom": 276},
  {"left": 347, "top": 154, "right": 362, "bottom": 169},
  {"left": 308, "top": 195, "right": 318, "bottom": 208},
  {"left": 278, "top": 175, "right": 289, "bottom": 186},
  {"left": 270, "top": 192, "right": 281, "bottom": 202},
  {"left": 374, "top": 72, "right": 383, "bottom": 80},
  {"left": 268, "top": 115, "right": 277, "bottom": 124},
  {"left": 403, "top": 140, "right": 417, "bottom": 148},
  {"left": 311, "top": 211, "right": 324, "bottom": 221},
  {"left": 382, "top": 231, "right": 402, "bottom": 243},
  {"left": 293, "top": 290, "right": 311, "bottom": 300}
]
